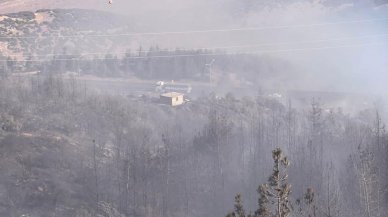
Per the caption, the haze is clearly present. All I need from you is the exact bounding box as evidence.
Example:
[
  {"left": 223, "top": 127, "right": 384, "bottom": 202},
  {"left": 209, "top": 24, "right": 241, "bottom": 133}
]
[
  {"left": 14, "top": 0, "right": 386, "bottom": 94},
  {"left": 0, "top": 1, "right": 387, "bottom": 217}
]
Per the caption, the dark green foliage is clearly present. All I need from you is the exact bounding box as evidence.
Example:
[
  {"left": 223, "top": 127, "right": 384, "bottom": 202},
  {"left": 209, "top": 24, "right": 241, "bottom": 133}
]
[{"left": 5, "top": 11, "right": 35, "bottom": 20}]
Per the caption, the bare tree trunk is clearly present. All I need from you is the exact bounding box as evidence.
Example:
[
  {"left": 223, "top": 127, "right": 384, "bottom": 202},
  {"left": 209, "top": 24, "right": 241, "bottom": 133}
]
[
  {"left": 132, "top": 146, "right": 138, "bottom": 215},
  {"left": 93, "top": 139, "right": 99, "bottom": 207},
  {"left": 276, "top": 159, "right": 281, "bottom": 217}
]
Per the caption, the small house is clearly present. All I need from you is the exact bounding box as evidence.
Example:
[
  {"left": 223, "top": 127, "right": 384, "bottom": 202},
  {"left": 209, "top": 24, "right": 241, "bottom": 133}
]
[{"left": 160, "top": 92, "right": 184, "bottom": 106}]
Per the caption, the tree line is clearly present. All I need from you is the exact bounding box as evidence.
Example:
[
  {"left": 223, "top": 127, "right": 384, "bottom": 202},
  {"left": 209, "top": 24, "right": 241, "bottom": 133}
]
[{"left": 1, "top": 47, "right": 291, "bottom": 83}]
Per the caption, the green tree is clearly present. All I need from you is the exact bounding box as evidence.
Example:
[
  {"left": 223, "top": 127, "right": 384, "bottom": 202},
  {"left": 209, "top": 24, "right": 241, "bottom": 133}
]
[
  {"left": 227, "top": 194, "right": 249, "bottom": 217},
  {"left": 255, "top": 184, "right": 271, "bottom": 217},
  {"left": 261, "top": 148, "right": 291, "bottom": 217},
  {"left": 227, "top": 148, "right": 292, "bottom": 217}
]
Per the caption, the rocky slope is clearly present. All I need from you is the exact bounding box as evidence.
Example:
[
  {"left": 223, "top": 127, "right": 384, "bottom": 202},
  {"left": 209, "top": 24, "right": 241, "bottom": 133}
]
[
  {"left": 0, "top": 0, "right": 101, "bottom": 14},
  {"left": 0, "top": 9, "right": 133, "bottom": 61}
]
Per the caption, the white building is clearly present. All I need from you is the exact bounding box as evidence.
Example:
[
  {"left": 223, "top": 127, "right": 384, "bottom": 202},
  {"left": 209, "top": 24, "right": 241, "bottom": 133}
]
[{"left": 160, "top": 92, "right": 184, "bottom": 106}]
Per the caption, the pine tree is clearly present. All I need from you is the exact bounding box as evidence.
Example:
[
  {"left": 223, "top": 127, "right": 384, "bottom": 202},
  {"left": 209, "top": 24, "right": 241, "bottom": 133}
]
[
  {"left": 253, "top": 148, "right": 292, "bottom": 217},
  {"left": 255, "top": 184, "right": 271, "bottom": 217},
  {"left": 235, "top": 194, "right": 246, "bottom": 217},
  {"left": 269, "top": 148, "right": 291, "bottom": 217},
  {"left": 227, "top": 148, "right": 292, "bottom": 217},
  {"left": 304, "top": 187, "right": 316, "bottom": 217},
  {"left": 227, "top": 194, "right": 247, "bottom": 217}
]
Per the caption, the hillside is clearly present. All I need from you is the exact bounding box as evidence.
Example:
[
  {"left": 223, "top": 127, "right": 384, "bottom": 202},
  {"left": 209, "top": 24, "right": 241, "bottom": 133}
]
[
  {"left": 0, "top": 67, "right": 386, "bottom": 217},
  {"left": 0, "top": 9, "right": 133, "bottom": 60},
  {"left": 0, "top": 9, "right": 302, "bottom": 87},
  {"left": 0, "top": 0, "right": 100, "bottom": 14},
  {"left": 0, "top": 1, "right": 388, "bottom": 217},
  {"left": 0, "top": 0, "right": 380, "bottom": 14}
]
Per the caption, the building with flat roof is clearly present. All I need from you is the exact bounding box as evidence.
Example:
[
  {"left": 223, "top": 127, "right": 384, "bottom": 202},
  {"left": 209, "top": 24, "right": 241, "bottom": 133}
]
[{"left": 160, "top": 92, "right": 184, "bottom": 106}]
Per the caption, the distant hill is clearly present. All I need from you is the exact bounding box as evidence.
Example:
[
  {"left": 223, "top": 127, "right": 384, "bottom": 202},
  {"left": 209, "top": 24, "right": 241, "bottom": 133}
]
[
  {"left": 375, "top": 0, "right": 388, "bottom": 6},
  {"left": 0, "top": 9, "right": 134, "bottom": 60},
  {"left": 0, "top": 0, "right": 102, "bottom": 14}
]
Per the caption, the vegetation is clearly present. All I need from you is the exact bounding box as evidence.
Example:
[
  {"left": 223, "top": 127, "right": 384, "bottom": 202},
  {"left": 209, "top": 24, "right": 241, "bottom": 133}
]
[
  {"left": 0, "top": 74, "right": 387, "bottom": 217},
  {"left": 227, "top": 148, "right": 291, "bottom": 217},
  {"left": 0, "top": 9, "right": 130, "bottom": 61},
  {"left": 0, "top": 6, "right": 386, "bottom": 217},
  {"left": 0, "top": 9, "right": 296, "bottom": 87}
]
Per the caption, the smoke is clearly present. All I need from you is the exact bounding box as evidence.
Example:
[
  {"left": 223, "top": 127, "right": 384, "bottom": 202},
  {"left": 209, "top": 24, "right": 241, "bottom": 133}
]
[
  {"left": 1, "top": 0, "right": 387, "bottom": 112},
  {"left": 101, "top": 0, "right": 388, "bottom": 110}
]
